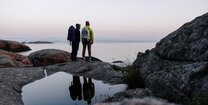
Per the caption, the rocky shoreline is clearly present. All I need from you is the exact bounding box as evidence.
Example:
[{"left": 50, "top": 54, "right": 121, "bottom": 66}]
[{"left": 0, "top": 12, "right": 208, "bottom": 105}]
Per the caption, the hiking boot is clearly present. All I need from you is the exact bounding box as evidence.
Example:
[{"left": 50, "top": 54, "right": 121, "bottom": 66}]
[
  {"left": 82, "top": 57, "right": 86, "bottom": 60},
  {"left": 88, "top": 57, "right": 92, "bottom": 62}
]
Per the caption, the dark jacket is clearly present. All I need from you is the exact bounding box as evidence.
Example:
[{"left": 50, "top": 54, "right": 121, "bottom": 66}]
[
  {"left": 67, "top": 26, "right": 75, "bottom": 42},
  {"left": 75, "top": 29, "right": 80, "bottom": 43}
]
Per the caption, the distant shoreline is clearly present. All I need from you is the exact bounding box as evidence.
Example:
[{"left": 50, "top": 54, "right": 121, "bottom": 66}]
[
  {"left": 1, "top": 37, "right": 159, "bottom": 43},
  {"left": 22, "top": 41, "right": 53, "bottom": 44}
]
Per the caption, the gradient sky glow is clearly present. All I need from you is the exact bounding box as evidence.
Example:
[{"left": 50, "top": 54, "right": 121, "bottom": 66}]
[{"left": 0, "top": 0, "right": 208, "bottom": 40}]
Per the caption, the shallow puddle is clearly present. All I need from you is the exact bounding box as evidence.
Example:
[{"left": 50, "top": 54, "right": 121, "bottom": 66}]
[{"left": 22, "top": 72, "right": 127, "bottom": 105}]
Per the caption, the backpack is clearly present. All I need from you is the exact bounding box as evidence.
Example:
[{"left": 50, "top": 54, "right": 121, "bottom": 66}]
[
  {"left": 67, "top": 26, "right": 75, "bottom": 41},
  {"left": 81, "top": 27, "right": 90, "bottom": 40}
]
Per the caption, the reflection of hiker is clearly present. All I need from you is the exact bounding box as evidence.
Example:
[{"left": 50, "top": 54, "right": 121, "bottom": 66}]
[
  {"left": 67, "top": 24, "right": 81, "bottom": 61},
  {"left": 81, "top": 21, "right": 94, "bottom": 61},
  {"left": 83, "top": 77, "right": 95, "bottom": 105},
  {"left": 69, "top": 76, "right": 82, "bottom": 100}
]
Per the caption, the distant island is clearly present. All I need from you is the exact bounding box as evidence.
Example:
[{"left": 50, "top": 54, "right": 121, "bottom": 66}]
[{"left": 22, "top": 41, "right": 53, "bottom": 44}]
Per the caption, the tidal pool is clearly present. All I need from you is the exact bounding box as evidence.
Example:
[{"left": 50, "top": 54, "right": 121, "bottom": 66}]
[{"left": 22, "top": 72, "right": 127, "bottom": 105}]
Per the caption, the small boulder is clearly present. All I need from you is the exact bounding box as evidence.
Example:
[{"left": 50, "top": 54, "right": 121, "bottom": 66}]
[
  {"left": 28, "top": 49, "right": 70, "bottom": 67},
  {"left": 0, "top": 49, "right": 32, "bottom": 67},
  {"left": 0, "top": 39, "right": 31, "bottom": 52}
]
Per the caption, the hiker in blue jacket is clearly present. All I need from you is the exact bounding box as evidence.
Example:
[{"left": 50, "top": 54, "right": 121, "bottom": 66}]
[{"left": 67, "top": 24, "right": 81, "bottom": 61}]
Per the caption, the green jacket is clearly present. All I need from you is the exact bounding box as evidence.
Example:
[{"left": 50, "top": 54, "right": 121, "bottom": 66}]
[{"left": 81, "top": 26, "right": 94, "bottom": 43}]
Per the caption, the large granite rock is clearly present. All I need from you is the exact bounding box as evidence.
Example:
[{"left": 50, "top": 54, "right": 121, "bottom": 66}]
[
  {"left": 132, "top": 12, "right": 208, "bottom": 105},
  {"left": 155, "top": 13, "right": 208, "bottom": 61},
  {"left": 0, "top": 49, "right": 32, "bottom": 68},
  {"left": 28, "top": 49, "right": 70, "bottom": 67},
  {"left": 0, "top": 39, "right": 31, "bottom": 52}
]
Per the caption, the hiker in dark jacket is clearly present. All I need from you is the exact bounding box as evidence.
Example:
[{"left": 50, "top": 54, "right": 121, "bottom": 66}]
[{"left": 68, "top": 24, "right": 81, "bottom": 61}]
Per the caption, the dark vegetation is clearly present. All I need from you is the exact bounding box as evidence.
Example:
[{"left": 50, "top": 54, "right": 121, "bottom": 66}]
[{"left": 113, "top": 65, "right": 145, "bottom": 89}]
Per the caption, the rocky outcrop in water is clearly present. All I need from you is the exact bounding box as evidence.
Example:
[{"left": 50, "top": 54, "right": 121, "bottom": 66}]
[
  {"left": 0, "top": 49, "right": 32, "bottom": 68},
  {"left": 0, "top": 39, "right": 31, "bottom": 52},
  {"left": 28, "top": 49, "right": 70, "bottom": 67},
  {"left": 132, "top": 12, "right": 208, "bottom": 105}
]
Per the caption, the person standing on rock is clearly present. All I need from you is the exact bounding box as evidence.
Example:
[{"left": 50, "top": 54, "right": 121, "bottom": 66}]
[
  {"left": 67, "top": 24, "right": 81, "bottom": 61},
  {"left": 81, "top": 21, "right": 94, "bottom": 61}
]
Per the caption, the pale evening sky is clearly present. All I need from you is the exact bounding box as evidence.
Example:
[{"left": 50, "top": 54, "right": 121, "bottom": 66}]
[{"left": 0, "top": 0, "right": 208, "bottom": 41}]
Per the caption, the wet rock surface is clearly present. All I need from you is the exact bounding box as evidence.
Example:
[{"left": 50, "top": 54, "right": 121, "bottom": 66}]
[
  {"left": 0, "top": 39, "right": 31, "bottom": 52},
  {"left": 0, "top": 60, "right": 124, "bottom": 105},
  {"left": 132, "top": 12, "right": 208, "bottom": 104}
]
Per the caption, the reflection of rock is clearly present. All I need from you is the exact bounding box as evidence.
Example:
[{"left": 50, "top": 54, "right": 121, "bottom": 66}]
[
  {"left": 28, "top": 49, "right": 70, "bottom": 67},
  {"left": 132, "top": 13, "right": 208, "bottom": 104},
  {"left": 0, "top": 39, "right": 31, "bottom": 52},
  {"left": 0, "top": 49, "right": 32, "bottom": 67},
  {"left": 112, "top": 60, "right": 124, "bottom": 63},
  {"left": 96, "top": 97, "right": 177, "bottom": 105},
  {"left": 110, "top": 88, "right": 154, "bottom": 102},
  {"left": 46, "top": 60, "right": 124, "bottom": 84}
]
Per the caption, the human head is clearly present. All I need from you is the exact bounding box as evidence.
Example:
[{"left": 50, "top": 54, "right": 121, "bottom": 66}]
[
  {"left": 85, "top": 21, "right": 90, "bottom": 26},
  {"left": 76, "top": 23, "right": 80, "bottom": 29}
]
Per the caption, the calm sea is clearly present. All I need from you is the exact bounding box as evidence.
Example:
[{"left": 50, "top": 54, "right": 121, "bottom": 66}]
[
  {"left": 20, "top": 41, "right": 157, "bottom": 105},
  {"left": 20, "top": 42, "right": 156, "bottom": 63}
]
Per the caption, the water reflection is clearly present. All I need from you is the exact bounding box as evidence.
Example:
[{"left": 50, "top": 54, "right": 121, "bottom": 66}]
[
  {"left": 69, "top": 76, "right": 82, "bottom": 101},
  {"left": 83, "top": 77, "right": 95, "bottom": 104},
  {"left": 69, "top": 76, "right": 95, "bottom": 104},
  {"left": 22, "top": 72, "right": 127, "bottom": 105}
]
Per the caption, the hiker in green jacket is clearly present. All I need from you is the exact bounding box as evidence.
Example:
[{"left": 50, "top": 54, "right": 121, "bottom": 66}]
[{"left": 81, "top": 21, "right": 94, "bottom": 61}]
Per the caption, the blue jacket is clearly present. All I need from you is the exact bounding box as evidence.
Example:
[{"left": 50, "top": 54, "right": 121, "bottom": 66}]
[
  {"left": 67, "top": 26, "right": 76, "bottom": 42},
  {"left": 67, "top": 26, "right": 80, "bottom": 43}
]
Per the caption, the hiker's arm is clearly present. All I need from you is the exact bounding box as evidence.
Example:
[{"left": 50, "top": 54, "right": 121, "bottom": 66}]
[{"left": 90, "top": 28, "right": 94, "bottom": 44}]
